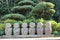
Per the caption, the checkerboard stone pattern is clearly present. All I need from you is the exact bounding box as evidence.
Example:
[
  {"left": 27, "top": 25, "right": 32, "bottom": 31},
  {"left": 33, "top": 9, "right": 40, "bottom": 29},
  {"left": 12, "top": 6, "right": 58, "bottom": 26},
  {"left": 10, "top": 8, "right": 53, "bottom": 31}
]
[
  {"left": 21, "top": 23, "right": 28, "bottom": 35},
  {"left": 45, "top": 22, "right": 52, "bottom": 35},
  {"left": 13, "top": 23, "right": 20, "bottom": 35},
  {"left": 29, "top": 22, "right": 35, "bottom": 35},
  {"left": 37, "top": 22, "right": 43, "bottom": 35},
  {"left": 5, "top": 23, "right": 12, "bottom": 36}
]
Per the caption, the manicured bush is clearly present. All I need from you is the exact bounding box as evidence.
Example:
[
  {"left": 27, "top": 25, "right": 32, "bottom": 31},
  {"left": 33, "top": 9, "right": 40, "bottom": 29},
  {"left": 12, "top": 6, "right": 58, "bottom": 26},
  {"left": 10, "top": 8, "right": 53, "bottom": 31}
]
[
  {"left": 18, "top": 21, "right": 23, "bottom": 25},
  {"left": 11, "top": 5, "right": 33, "bottom": 16},
  {"left": 0, "top": 24, "right": 6, "bottom": 31},
  {"left": 1, "top": 14, "right": 26, "bottom": 20},
  {"left": 29, "top": 2, "right": 55, "bottom": 20},
  {"left": 39, "top": 18, "right": 46, "bottom": 24},
  {"left": 56, "top": 23, "right": 60, "bottom": 32},
  {"left": 49, "top": 20, "right": 57, "bottom": 31},
  {"left": 4, "top": 19, "right": 17, "bottom": 25},
  {"left": 53, "top": 31, "right": 58, "bottom": 35},
  {"left": 23, "top": 19, "right": 32, "bottom": 24},
  {"left": 53, "top": 31, "right": 60, "bottom": 36},
  {"left": 18, "top": 1, "right": 36, "bottom": 6}
]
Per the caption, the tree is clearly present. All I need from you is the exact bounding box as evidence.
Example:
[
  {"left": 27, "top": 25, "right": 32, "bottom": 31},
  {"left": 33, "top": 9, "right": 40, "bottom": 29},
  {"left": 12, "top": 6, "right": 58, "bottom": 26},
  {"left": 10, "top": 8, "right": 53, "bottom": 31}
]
[
  {"left": 11, "top": 0, "right": 36, "bottom": 18},
  {"left": 29, "top": 2, "right": 55, "bottom": 20},
  {"left": 45, "top": 0, "right": 60, "bottom": 22}
]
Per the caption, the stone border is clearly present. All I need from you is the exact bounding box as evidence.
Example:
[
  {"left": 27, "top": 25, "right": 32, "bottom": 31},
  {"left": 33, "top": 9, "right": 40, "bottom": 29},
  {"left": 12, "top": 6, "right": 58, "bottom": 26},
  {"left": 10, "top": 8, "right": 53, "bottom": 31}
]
[{"left": 0, "top": 35, "right": 54, "bottom": 38}]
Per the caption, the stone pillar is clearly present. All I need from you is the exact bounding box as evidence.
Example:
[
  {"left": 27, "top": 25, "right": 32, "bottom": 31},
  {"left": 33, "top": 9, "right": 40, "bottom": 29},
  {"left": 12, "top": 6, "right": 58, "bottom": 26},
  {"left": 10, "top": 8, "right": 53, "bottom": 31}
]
[
  {"left": 29, "top": 22, "right": 35, "bottom": 35},
  {"left": 5, "top": 23, "right": 12, "bottom": 36},
  {"left": 13, "top": 23, "right": 20, "bottom": 35},
  {"left": 37, "top": 22, "right": 43, "bottom": 35},
  {"left": 45, "top": 22, "right": 52, "bottom": 35},
  {"left": 21, "top": 23, "right": 28, "bottom": 35}
]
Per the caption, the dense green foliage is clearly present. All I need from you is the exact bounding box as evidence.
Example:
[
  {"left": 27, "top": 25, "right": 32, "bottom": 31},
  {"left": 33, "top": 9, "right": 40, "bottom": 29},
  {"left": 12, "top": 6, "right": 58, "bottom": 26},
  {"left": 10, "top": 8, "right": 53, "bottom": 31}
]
[
  {"left": 1, "top": 14, "right": 26, "bottom": 20},
  {"left": 0, "top": 24, "right": 6, "bottom": 31},
  {"left": 49, "top": 20, "right": 57, "bottom": 31},
  {"left": 56, "top": 23, "right": 60, "bottom": 32},
  {"left": 18, "top": 1, "right": 36, "bottom": 6},
  {"left": 0, "top": 30, "right": 5, "bottom": 36},
  {"left": 4, "top": 19, "right": 17, "bottom": 25},
  {"left": 11, "top": 5, "right": 33, "bottom": 16},
  {"left": 29, "top": 2, "right": 55, "bottom": 20},
  {"left": 46, "top": 0, "right": 60, "bottom": 22}
]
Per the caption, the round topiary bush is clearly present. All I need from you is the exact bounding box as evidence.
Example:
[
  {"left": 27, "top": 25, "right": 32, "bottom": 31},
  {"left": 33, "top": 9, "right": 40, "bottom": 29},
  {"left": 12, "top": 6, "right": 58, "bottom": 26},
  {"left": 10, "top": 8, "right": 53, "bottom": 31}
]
[
  {"left": 18, "top": 1, "right": 36, "bottom": 6},
  {"left": 29, "top": 2, "right": 55, "bottom": 20},
  {"left": 11, "top": 5, "right": 33, "bottom": 16},
  {"left": 1, "top": 14, "right": 26, "bottom": 20},
  {"left": 49, "top": 20, "right": 57, "bottom": 31},
  {"left": 56, "top": 23, "right": 60, "bottom": 32}
]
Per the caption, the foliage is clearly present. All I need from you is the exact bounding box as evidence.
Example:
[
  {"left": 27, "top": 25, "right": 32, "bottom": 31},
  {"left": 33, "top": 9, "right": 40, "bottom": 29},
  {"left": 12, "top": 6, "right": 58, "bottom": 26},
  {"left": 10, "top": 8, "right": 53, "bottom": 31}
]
[
  {"left": 11, "top": 5, "right": 33, "bottom": 16},
  {"left": 56, "top": 23, "right": 60, "bottom": 32},
  {"left": 53, "top": 11, "right": 60, "bottom": 22},
  {"left": 18, "top": 21, "right": 23, "bottom": 25},
  {"left": 4, "top": 19, "right": 17, "bottom": 25},
  {"left": 0, "top": 24, "right": 6, "bottom": 31},
  {"left": 0, "top": 30, "right": 5, "bottom": 36},
  {"left": 49, "top": 20, "right": 57, "bottom": 31},
  {"left": 18, "top": 1, "right": 36, "bottom": 6},
  {"left": 46, "top": 0, "right": 60, "bottom": 12},
  {"left": 22, "top": 18, "right": 46, "bottom": 24},
  {"left": 1, "top": 14, "right": 26, "bottom": 20},
  {"left": 32, "top": 0, "right": 39, "bottom": 3},
  {"left": 39, "top": 18, "right": 46, "bottom": 24},
  {"left": 23, "top": 19, "right": 32, "bottom": 24},
  {"left": 46, "top": 0, "right": 60, "bottom": 22},
  {"left": 53, "top": 31, "right": 60, "bottom": 36},
  {"left": 29, "top": 2, "right": 55, "bottom": 20}
]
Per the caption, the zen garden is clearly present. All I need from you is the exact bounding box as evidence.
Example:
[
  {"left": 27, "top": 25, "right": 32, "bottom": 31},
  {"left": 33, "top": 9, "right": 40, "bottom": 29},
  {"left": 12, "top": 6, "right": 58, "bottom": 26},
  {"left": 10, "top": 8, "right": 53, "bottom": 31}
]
[{"left": 0, "top": 0, "right": 60, "bottom": 38}]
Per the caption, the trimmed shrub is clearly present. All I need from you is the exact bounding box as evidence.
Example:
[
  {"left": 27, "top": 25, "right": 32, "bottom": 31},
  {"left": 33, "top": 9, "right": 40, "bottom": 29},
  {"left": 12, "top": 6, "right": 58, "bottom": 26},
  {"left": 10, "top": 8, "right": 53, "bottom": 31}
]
[
  {"left": 4, "top": 19, "right": 17, "bottom": 25},
  {"left": 56, "top": 23, "right": 60, "bottom": 32},
  {"left": 23, "top": 19, "right": 32, "bottom": 24},
  {"left": 29, "top": 2, "right": 55, "bottom": 20},
  {"left": 0, "top": 24, "right": 6, "bottom": 31},
  {"left": 18, "top": 1, "right": 36, "bottom": 6},
  {"left": 18, "top": 21, "right": 23, "bottom": 25},
  {"left": 49, "top": 20, "right": 57, "bottom": 31},
  {"left": 11, "top": 5, "right": 33, "bottom": 16},
  {"left": 1, "top": 14, "right": 26, "bottom": 20},
  {"left": 39, "top": 18, "right": 46, "bottom": 24},
  {"left": 53, "top": 31, "right": 60, "bottom": 36}
]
